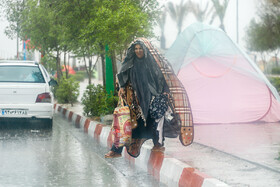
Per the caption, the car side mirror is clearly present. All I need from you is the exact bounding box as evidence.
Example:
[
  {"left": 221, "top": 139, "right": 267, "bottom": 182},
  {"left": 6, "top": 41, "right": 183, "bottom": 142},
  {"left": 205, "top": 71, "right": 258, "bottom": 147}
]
[{"left": 49, "top": 78, "right": 58, "bottom": 86}]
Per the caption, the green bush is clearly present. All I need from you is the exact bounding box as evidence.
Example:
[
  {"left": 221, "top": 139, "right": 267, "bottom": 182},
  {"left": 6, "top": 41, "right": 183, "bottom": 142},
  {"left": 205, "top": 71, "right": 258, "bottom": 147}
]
[
  {"left": 61, "top": 70, "right": 97, "bottom": 82},
  {"left": 55, "top": 77, "right": 80, "bottom": 106},
  {"left": 83, "top": 70, "right": 97, "bottom": 80},
  {"left": 268, "top": 77, "right": 280, "bottom": 92},
  {"left": 81, "top": 84, "right": 118, "bottom": 117},
  {"left": 71, "top": 73, "right": 85, "bottom": 82},
  {"left": 75, "top": 71, "right": 87, "bottom": 77},
  {"left": 61, "top": 71, "right": 86, "bottom": 82},
  {"left": 271, "top": 67, "right": 280, "bottom": 74}
]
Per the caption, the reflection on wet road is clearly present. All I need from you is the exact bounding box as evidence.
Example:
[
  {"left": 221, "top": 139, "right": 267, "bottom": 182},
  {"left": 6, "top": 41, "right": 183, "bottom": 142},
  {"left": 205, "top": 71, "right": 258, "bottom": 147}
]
[{"left": 0, "top": 114, "right": 164, "bottom": 186}]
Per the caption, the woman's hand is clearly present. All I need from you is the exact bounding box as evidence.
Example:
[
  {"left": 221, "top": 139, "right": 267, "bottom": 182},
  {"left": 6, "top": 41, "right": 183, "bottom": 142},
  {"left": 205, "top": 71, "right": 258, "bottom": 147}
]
[{"left": 119, "top": 87, "right": 125, "bottom": 96}]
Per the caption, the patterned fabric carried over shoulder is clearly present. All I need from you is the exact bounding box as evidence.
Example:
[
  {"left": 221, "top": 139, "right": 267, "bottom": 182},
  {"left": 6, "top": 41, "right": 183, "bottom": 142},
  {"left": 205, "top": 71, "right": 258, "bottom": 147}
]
[{"left": 137, "top": 38, "right": 194, "bottom": 146}]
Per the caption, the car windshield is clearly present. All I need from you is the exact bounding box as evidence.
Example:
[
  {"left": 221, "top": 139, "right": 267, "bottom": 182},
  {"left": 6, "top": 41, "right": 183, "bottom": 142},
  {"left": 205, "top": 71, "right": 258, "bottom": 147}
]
[{"left": 0, "top": 66, "right": 45, "bottom": 83}]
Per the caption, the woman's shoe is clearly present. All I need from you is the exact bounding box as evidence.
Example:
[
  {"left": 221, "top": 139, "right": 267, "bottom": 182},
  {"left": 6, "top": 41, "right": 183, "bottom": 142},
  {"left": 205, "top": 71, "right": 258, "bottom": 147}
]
[
  {"left": 104, "top": 151, "right": 122, "bottom": 158},
  {"left": 127, "top": 138, "right": 146, "bottom": 158}
]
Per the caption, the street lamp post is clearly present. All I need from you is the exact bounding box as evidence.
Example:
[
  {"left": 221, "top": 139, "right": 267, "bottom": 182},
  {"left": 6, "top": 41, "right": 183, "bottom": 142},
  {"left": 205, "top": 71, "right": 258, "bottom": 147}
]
[{"left": 236, "top": 0, "right": 239, "bottom": 44}]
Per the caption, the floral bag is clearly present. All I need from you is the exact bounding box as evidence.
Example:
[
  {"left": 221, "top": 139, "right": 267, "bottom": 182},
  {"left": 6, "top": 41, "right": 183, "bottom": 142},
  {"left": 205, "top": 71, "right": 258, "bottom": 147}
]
[{"left": 111, "top": 97, "right": 132, "bottom": 148}]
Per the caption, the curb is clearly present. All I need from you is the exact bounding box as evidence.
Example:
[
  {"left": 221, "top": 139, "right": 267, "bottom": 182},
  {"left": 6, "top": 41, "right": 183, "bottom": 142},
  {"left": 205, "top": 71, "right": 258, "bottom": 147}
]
[{"left": 54, "top": 104, "right": 229, "bottom": 187}]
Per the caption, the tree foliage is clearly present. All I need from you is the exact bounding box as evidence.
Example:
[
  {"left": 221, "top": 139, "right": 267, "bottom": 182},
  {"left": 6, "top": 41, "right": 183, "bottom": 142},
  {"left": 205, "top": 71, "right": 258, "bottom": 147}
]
[
  {"left": 160, "top": 0, "right": 229, "bottom": 44},
  {"left": 166, "top": 0, "right": 190, "bottom": 35},
  {"left": 0, "top": 0, "right": 26, "bottom": 59},
  {"left": 84, "top": 0, "right": 157, "bottom": 54},
  {"left": 245, "top": 0, "right": 280, "bottom": 65},
  {"left": 2, "top": 0, "right": 159, "bottom": 88},
  {"left": 246, "top": 20, "right": 272, "bottom": 52},
  {"left": 210, "top": 0, "right": 230, "bottom": 31},
  {"left": 1, "top": 0, "right": 25, "bottom": 39},
  {"left": 189, "top": 1, "right": 214, "bottom": 24}
]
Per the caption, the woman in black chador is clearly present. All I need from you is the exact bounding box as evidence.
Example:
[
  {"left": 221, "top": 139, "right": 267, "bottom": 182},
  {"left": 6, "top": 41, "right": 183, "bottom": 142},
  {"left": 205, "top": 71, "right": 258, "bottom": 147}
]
[{"left": 105, "top": 38, "right": 194, "bottom": 158}]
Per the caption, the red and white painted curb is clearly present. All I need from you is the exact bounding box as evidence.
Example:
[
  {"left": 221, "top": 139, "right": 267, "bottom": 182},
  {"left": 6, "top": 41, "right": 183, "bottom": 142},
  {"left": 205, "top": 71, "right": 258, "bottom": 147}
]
[{"left": 54, "top": 104, "right": 229, "bottom": 187}]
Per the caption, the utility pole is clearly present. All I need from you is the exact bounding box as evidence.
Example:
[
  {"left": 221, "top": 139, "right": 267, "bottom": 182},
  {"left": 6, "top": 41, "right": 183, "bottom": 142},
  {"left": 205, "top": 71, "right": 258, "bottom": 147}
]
[
  {"left": 17, "top": 33, "right": 19, "bottom": 59},
  {"left": 236, "top": 0, "right": 239, "bottom": 44},
  {"left": 105, "top": 45, "right": 114, "bottom": 94}
]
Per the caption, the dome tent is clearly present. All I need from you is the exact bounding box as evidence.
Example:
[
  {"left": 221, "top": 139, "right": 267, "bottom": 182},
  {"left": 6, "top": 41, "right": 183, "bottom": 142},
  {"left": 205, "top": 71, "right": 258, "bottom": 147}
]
[{"left": 165, "top": 22, "right": 280, "bottom": 124}]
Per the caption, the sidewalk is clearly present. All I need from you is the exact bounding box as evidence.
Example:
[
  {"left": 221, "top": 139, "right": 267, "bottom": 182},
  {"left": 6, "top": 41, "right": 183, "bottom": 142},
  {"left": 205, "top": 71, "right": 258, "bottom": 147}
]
[{"left": 56, "top": 79, "right": 280, "bottom": 186}]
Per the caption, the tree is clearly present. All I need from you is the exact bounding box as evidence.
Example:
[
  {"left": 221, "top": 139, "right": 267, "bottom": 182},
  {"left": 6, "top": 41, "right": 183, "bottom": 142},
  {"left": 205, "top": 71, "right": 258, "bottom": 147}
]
[
  {"left": 3, "top": 0, "right": 159, "bottom": 89},
  {"left": 267, "top": 0, "right": 280, "bottom": 4},
  {"left": 167, "top": 0, "right": 190, "bottom": 36},
  {"left": 189, "top": 1, "right": 215, "bottom": 24},
  {"left": 245, "top": 0, "right": 280, "bottom": 67},
  {"left": 53, "top": 0, "right": 159, "bottom": 88},
  {"left": 211, "top": 0, "right": 230, "bottom": 31},
  {"left": 83, "top": 0, "right": 159, "bottom": 90},
  {"left": 246, "top": 19, "right": 272, "bottom": 70},
  {"left": 157, "top": 9, "right": 167, "bottom": 49},
  {"left": 57, "top": 0, "right": 100, "bottom": 85},
  {"left": 0, "top": 0, "right": 26, "bottom": 59},
  {"left": 19, "top": 0, "right": 68, "bottom": 81}
]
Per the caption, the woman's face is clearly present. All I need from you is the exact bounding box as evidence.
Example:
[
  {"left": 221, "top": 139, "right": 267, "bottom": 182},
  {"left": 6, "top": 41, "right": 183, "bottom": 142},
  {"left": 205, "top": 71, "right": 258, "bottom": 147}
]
[{"left": 134, "top": 44, "right": 144, "bottom": 59}]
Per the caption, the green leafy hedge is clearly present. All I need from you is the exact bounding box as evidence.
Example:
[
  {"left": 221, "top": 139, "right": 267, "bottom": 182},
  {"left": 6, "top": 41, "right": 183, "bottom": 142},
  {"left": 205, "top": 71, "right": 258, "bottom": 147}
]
[
  {"left": 55, "top": 77, "right": 80, "bottom": 106},
  {"left": 268, "top": 77, "right": 280, "bottom": 93},
  {"left": 271, "top": 67, "right": 280, "bottom": 75},
  {"left": 61, "top": 71, "right": 88, "bottom": 82},
  {"left": 81, "top": 84, "right": 118, "bottom": 117}
]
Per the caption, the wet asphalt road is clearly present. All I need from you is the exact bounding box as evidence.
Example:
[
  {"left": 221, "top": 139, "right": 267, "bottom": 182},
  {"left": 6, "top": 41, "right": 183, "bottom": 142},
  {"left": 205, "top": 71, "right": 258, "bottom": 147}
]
[{"left": 0, "top": 114, "right": 165, "bottom": 187}]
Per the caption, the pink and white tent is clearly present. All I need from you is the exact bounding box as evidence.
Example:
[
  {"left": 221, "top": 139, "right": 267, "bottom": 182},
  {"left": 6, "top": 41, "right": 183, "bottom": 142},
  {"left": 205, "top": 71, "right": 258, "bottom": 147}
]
[{"left": 166, "top": 23, "right": 280, "bottom": 124}]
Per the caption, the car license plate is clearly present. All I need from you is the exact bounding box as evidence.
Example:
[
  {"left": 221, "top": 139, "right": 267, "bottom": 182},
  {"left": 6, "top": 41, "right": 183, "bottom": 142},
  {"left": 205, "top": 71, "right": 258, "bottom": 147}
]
[{"left": 1, "top": 109, "right": 28, "bottom": 115}]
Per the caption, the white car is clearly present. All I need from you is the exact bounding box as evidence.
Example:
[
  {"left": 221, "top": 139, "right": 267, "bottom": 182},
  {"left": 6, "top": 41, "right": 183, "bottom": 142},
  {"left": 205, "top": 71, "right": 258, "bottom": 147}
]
[{"left": 0, "top": 60, "right": 56, "bottom": 128}]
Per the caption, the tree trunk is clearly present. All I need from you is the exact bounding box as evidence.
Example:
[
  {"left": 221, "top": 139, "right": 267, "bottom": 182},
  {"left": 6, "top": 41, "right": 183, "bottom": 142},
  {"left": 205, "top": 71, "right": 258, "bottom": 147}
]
[
  {"left": 67, "top": 53, "right": 70, "bottom": 77},
  {"left": 159, "top": 11, "right": 166, "bottom": 50},
  {"left": 220, "top": 22, "right": 225, "bottom": 31},
  {"left": 88, "top": 56, "right": 92, "bottom": 85},
  {"left": 56, "top": 50, "right": 62, "bottom": 82},
  {"left": 17, "top": 32, "right": 19, "bottom": 60},
  {"left": 160, "top": 32, "right": 166, "bottom": 50},
  {"left": 111, "top": 50, "right": 117, "bottom": 94},
  {"left": 275, "top": 53, "right": 278, "bottom": 67},
  {"left": 83, "top": 54, "right": 90, "bottom": 84},
  {"left": 63, "top": 51, "right": 68, "bottom": 79},
  {"left": 99, "top": 44, "right": 106, "bottom": 88},
  {"left": 101, "top": 54, "right": 106, "bottom": 88},
  {"left": 261, "top": 53, "right": 267, "bottom": 74}
]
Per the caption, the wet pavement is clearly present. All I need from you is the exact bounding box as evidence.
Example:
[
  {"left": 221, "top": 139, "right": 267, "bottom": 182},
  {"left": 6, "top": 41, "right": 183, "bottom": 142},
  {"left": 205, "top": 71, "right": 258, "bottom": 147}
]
[
  {"left": 162, "top": 124, "right": 280, "bottom": 187},
  {"left": 194, "top": 123, "right": 280, "bottom": 172},
  {"left": 0, "top": 114, "right": 165, "bottom": 186}
]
